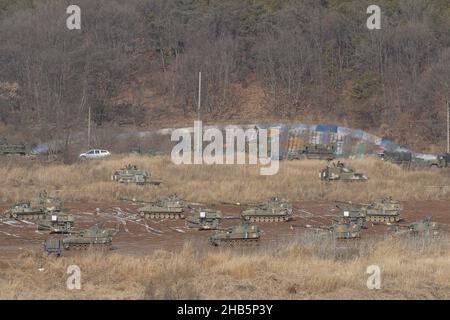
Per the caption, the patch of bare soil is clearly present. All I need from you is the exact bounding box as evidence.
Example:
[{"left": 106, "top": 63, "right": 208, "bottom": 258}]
[{"left": 0, "top": 200, "right": 448, "bottom": 259}]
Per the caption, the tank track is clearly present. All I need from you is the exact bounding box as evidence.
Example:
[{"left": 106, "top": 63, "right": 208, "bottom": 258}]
[
  {"left": 64, "top": 243, "right": 112, "bottom": 250},
  {"left": 366, "top": 215, "right": 399, "bottom": 224},
  {"left": 6, "top": 213, "right": 44, "bottom": 221},
  {"left": 112, "top": 175, "right": 154, "bottom": 185},
  {"left": 141, "top": 212, "right": 185, "bottom": 219},
  {"left": 243, "top": 216, "right": 289, "bottom": 222}
]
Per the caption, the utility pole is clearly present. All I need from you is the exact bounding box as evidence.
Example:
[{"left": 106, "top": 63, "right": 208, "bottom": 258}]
[
  {"left": 88, "top": 105, "right": 91, "bottom": 149},
  {"left": 197, "top": 71, "right": 201, "bottom": 121},
  {"left": 194, "top": 71, "right": 202, "bottom": 161},
  {"left": 447, "top": 99, "right": 449, "bottom": 153}
]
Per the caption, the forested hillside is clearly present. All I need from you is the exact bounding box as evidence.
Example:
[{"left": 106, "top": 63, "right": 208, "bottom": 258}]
[{"left": 0, "top": 0, "right": 449, "bottom": 151}]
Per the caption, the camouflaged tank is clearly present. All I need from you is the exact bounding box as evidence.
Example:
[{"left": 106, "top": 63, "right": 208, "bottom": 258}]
[
  {"left": 336, "top": 197, "right": 401, "bottom": 224},
  {"left": 379, "top": 150, "right": 412, "bottom": 166},
  {"left": 0, "top": 141, "right": 26, "bottom": 155},
  {"left": 320, "top": 161, "right": 368, "bottom": 182},
  {"left": 330, "top": 221, "right": 361, "bottom": 239},
  {"left": 39, "top": 192, "right": 62, "bottom": 211},
  {"left": 38, "top": 211, "right": 75, "bottom": 233},
  {"left": 112, "top": 164, "right": 162, "bottom": 185},
  {"left": 3, "top": 202, "right": 45, "bottom": 220},
  {"left": 241, "top": 197, "right": 293, "bottom": 222},
  {"left": 429, "top": 153, "right": 450, "bottom": 168},
  {"left": 390, "top": 217, "right": 442, "bottom": 236},
  {"left": 61, "top": 225, "right": 113, "bottom": 250},
  {"left": 185, "top": 208, "right": 222, "bottom": 230},
  {"left": 362, "top": 197, "right": 402, "bottom": 223},
  {"left": 288, "top": 143, "right": 336, "bottom": 160},
  {"left": 335, "top": 204, "right": 366, "bottom": 228},
  {"left": 407, "top": 217, "right": 442, "bottom": 236},
  {"left": 3, "top": 191, "right": 58, "bottom": 221},
  {"left": 209, "top": 222, "right": 261, "bottom": 246},
  {"left": 137, "top": 194, "right": 189, "bottom": 219}
]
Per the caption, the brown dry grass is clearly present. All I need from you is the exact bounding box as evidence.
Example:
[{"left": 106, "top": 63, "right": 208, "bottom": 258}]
[
  {"left": 1, "top": 152, "right": 448, "bottom": 300},
  {"left": 0, "top": 155, "right": 449, "bottom": 204},
  {"left": 0, "top": 234, "right": 449, "bottom": 300}
]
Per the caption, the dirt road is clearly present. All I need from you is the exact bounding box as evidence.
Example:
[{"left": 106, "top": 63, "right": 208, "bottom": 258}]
[{"left": 0, "top": 200, "right": 449, "bottom": 258}]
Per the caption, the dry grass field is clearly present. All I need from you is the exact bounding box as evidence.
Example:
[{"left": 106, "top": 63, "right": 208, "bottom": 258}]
[
  {"left": 0, "top": 155, "right": 449, "bottom": 300},
  {"left": 0, "top": 235, "right": 449, "bottom": 300},
  {"left": 0, "top": 155, "right": 448, "bottom": 204}
]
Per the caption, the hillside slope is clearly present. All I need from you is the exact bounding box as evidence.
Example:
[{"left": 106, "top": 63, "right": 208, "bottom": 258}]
[{"left": 0, "top": 0, "right": 449, "bottom": 152}]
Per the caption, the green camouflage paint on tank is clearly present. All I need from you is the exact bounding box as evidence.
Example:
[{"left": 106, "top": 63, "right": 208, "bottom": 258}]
[
  {"left": 241, "top": 197, "right": 292, "bottom": 222},
  {"left": 288, "top": 143, "right": 336, "bottom": 160},
  {"left": 38, "top": 211, "right": 75, "bottom": 233},
  {"left": 334, "top": 203, "right": 366, "bottom": 228},
  {"left": 136, "top": 194, "right": 189, "bottom": 219},
  {"left": 0, "top": 140, "right": 26, "bottom": 155},
  {"left": 112, "top": 164, "right": 162, "bottom": 185},
  {"left": 336, "top": 197, "right": 402, "bottom": 224},
  {"left": 186, "top": 208, "right": 222, "bottom": 230},
  {"left": 428, "top": 153, "right": 450, "bottom": 168},
  {"left": 320, "top": 161, "right": 368, "bottom": 182},
  {"left": 329, "top": 221, "right": 361, "bottom": 239},
  {"left": 3, "top": 191, "right": 62, "bottom": 221},
  {"left": 209, "top": 222, "right": 261, "bottom": 246},
  {"left": 61, "top": 225, "right": 113, "bottom": 250}
]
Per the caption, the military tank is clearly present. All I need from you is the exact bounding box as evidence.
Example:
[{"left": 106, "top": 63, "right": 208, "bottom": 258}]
[
  {"left": 33, "top": 192, "right": 74, "bottom": 232},
  {"left": 209, "top": 222, "right": 261, "bottom": 246},
  {"left": 337, "top": 197, "right": 402, "bottom": 224},
  {"left": 112, "top": 164, "right": 162, "bottom": 185},
  {"left": 288, "top": 143, "right": 336, "bottom": 160},
  {"left": 3, "top": 191, "right": 59, "bottom": 221},
  {"left": 392, "top": 217, "right": 443, "bottom": 236},
  {"left": 3, "top": 202, "right": 45, "bottom": 220},
  {"left": 240, "top": 197, "right": 292, "bottom": 222},
  {"left": 378, "top": 150, "right": 412, "bottom": 166},
  {"left": 362, "top": 197, "right": 402, "bottom": 223},
  {"left": 61, "top": 225, "right": 113, "bottom": 250},
  {"left": 330, "top": 221, "right": 361, "bottom": 239},
  {"left": 320, "top": 161, "right": 368, "bottom": 182},
  {"left": 186, "top": 208, "right": 222, "bottom": 230},
  {"left": 429, "top": 153, "right": 450, "bottom": 168},
  {"left": 37, "top": 211, "right": 75, "bottom": 233},
  {"left": 0, "top": 140, "right": 26, "bottom": 155},
  {"left": 335, "top": 204, "right": 366, "bottom": 228},
  {"left": 44, "top": 225, "right": 113, "bottom": 253},
  {"left": 38, "top": 191, "right": 62, "bottom": 211},
  {"left": 136, "top": 194, "right": 189, "bottom": 219}
]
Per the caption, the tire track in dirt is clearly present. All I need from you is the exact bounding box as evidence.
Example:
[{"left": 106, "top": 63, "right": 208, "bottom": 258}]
[{"left": 0, "top": 200, "right": 449, "bottom": 257}]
